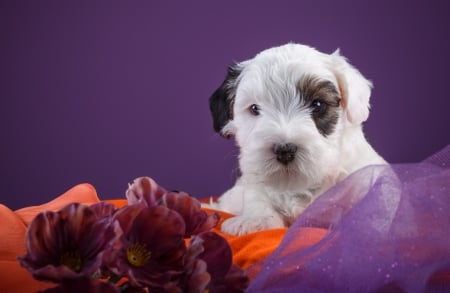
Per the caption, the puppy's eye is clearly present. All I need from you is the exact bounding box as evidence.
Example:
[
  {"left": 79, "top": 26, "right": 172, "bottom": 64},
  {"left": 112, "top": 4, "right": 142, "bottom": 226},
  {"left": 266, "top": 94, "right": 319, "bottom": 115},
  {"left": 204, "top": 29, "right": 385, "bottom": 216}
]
[
  {"left": 249, "top": 104, "right": 261, "bottom": 116},
  {"left": 311, "top": 99, "right": 327, "bottom": 115}
]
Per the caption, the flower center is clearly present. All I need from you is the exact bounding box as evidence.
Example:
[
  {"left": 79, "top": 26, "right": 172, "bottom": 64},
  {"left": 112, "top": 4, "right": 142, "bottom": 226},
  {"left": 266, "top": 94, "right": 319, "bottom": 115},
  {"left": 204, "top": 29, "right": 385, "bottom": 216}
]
[
  {"left": 126, "top": 242, "right": 151, "bottom": 267},
  {"left": 60, "top": 251, "right": 82, "bottom": 272}
]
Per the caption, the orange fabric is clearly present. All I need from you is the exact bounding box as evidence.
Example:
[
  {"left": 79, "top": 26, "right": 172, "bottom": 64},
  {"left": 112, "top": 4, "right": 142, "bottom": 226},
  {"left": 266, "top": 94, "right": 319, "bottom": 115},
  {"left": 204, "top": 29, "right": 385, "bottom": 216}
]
[
  {"left": 15, "top": 183, "right": 100, "bottom": 225},
  {"left": 202, "top": 207, "right": 289, "bottom": 269},
  {"left": 0, "top": 187, "right": 325, "bottom": 292},
  {"left": 202, "top": 207, "right": 327, "bottom": 280}
]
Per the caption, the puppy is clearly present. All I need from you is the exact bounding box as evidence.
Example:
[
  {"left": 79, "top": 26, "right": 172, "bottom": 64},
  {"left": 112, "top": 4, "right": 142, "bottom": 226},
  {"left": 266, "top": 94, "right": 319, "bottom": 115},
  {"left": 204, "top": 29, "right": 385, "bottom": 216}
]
[{"left": 209, "top": 43, "right": 386, "bottom": 235}]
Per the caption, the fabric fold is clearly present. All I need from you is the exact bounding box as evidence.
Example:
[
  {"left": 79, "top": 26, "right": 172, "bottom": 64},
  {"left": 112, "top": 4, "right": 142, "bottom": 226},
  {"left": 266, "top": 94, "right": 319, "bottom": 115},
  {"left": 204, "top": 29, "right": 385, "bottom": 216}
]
[{"left": 248, "top": 145, "right": 450, "bottom": 292}]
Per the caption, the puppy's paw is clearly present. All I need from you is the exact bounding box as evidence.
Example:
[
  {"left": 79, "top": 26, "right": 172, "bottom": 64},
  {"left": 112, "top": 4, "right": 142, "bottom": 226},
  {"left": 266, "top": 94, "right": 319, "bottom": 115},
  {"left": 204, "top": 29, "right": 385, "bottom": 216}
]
[{"left": 221, "top": 215, "right": 285, "bottom": 236}]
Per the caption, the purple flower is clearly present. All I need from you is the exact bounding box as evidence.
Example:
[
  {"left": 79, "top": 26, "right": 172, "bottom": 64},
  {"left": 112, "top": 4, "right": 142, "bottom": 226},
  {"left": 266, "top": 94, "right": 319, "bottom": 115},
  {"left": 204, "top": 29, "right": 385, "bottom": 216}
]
[
  {"left": 108, "top": 204, "right": 187, "bottom": 289},
  {"left": 158, "top": 191, "right": 220, "bottom": 237},
  {"left": 126, "top": 177, "right": 166, "bottom": 206},
  {"left": 190, "top": 232, "right": 249, "bottom": 292},
  {"left": 19, "top": 177, "right": 247, "bottom": 292},
  {"left": 38, "top": 276, "right": 120, "bottom": 293},
  {"left": 182, "top": 233, "right": 211, "bottom": 293},
  {"left": 126, "top": 177, "right": 220, "bottom": 238},
  {"left": 18, "top": 203, "right": 121, "bottom": 283}
]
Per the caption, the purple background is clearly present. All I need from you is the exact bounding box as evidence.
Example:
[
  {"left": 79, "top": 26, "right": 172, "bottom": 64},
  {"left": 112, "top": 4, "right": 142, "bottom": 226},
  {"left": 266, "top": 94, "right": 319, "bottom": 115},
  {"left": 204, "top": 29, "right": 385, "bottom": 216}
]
[{"left": 1, "top": 1, "right": 449, "bottom": 210}]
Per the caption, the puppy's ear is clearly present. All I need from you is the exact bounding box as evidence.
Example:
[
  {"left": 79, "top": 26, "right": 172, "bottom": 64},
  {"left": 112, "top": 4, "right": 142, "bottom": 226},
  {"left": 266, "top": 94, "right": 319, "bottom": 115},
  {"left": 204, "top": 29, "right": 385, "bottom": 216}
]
[
  {"left": 330, "top": 50, "right": 373, "bottom": 124},
  {"left": 209, "top": 64, "right": 241, "bottom": 138}
]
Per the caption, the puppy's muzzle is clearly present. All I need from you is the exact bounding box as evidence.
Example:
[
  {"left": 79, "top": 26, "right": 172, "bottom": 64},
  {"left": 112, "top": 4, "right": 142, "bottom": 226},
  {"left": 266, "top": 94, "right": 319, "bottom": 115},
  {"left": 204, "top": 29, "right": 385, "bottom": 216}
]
[{"left": 272, "top": 143, "right": 298, "bottom": 165}]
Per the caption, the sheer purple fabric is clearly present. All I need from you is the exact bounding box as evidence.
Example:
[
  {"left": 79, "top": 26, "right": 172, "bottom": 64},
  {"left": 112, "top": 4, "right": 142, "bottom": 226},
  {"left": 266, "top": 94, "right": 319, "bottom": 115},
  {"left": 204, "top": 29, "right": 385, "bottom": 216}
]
[{"left": 248, "top": 145, "right": 450, "bottom": 293}]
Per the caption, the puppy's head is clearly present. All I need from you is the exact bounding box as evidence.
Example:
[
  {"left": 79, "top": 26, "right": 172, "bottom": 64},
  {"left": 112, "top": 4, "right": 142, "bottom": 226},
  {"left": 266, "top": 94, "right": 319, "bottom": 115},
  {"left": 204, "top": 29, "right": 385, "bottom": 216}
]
[{"left": 209, "top": 43, "right": 373, "bottom": 182}]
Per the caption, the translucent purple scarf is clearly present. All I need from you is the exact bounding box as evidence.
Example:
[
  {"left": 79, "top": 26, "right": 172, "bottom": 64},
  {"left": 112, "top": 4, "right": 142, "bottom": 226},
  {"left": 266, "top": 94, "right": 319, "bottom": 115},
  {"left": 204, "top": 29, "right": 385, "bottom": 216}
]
[{"left": 248, "top": 145, "right": 450, "bottom": 292}]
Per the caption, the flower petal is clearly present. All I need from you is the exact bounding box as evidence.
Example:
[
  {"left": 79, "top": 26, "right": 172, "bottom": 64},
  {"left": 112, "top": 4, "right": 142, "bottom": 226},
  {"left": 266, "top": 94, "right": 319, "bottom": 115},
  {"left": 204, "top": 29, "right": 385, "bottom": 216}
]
[
  {"left": 186, "top": 259, "right": 211, "bottom": 293},
  {"left": 159, "top": 192, "right": 220, "bottom": 237},
  {"left": 126, "top": 177, "right": 166, "bottom": 206},
  {"left": 89, "top": 202, "right": 117, "bottom": 219},
  {"left": 195, "top": 232, "right": 232, "bottom": 280},
  {"left": 132, "top": 206, "right": 186, "bottom": 262},
  {"left": 113, "top": 203, "right": 146, "bottom": 235},
  {"left": 22, "top": 211, "right": 62, "bottom": 267},
  {"left": 111, "top": 205, "right": 187, "bottom": 287},
  {"left": 188, "top": 232, "right": 248, "bottom": 292}
]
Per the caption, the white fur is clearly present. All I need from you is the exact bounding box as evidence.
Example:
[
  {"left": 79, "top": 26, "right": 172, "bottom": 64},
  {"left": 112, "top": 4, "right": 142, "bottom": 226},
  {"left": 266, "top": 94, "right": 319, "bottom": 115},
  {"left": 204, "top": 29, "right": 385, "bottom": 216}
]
[{"left": 211, "top": 43, "right": 385, "bottom": 235}]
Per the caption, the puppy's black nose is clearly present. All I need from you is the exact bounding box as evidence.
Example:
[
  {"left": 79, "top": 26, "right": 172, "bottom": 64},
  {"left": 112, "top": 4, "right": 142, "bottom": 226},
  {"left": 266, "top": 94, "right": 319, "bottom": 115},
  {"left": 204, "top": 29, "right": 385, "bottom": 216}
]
[{"left": 272, "top": 143, "right": 298, "bottom": 165}]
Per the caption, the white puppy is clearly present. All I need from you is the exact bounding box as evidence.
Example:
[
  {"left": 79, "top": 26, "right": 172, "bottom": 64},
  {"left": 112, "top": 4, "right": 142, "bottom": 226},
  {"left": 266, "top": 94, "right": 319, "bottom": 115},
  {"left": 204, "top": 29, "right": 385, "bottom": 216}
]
[{"left": 209, "top": 43, "right": 386, "bottom": 235}]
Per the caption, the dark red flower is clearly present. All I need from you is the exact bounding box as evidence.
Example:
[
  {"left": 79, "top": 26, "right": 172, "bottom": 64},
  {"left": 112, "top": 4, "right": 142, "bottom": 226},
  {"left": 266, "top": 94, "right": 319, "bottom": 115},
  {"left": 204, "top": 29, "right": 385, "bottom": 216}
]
[
  {"left": 18, "top": 203, "right": 121, "bottom": 283},
  {"left": 185, "top": 259, "right": 210, "bottom": 293},
  {"left": 19, "top": 177, "right": 243, "bottom": 292},
  {"left": 158, "top": 191, "right": 220, "bottom": 237},
  {"left": 108, "top": 204, "right": 187, "bottom": 289},
  {"left": 126, "top": 177, "right": 220, "bottom": 238},
  {"left": 126, "top": 177, "right": 166, "bottom": 206},
  {"left": 190, "top": 232, "right": 249, "bottom": 292}
]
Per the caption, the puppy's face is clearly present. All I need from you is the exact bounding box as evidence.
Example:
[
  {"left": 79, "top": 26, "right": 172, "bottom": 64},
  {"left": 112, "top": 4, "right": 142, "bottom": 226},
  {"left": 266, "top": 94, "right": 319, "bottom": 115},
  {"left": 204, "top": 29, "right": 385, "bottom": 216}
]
[{"left": 210, "top": 44, "right": 372, "bottom": 185}]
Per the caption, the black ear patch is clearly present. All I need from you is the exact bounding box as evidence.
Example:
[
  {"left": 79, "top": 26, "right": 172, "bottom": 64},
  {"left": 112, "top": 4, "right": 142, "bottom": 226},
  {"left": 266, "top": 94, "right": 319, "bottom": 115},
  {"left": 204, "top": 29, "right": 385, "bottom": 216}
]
[{"left": 209, "top": 65, "right": 241, "bottom": 138}]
